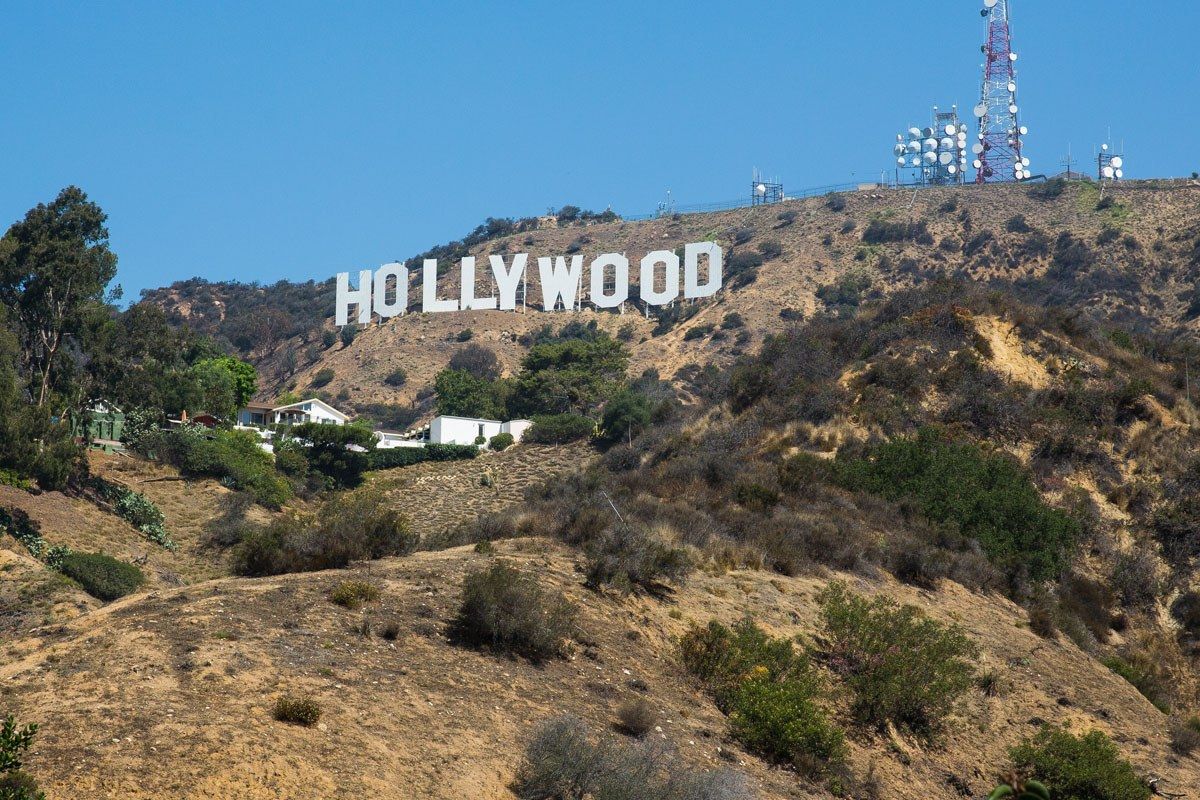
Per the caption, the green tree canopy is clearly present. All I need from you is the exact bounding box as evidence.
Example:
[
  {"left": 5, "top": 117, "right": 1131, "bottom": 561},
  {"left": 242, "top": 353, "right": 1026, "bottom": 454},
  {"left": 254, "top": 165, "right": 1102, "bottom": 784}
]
[
  {"left": 510, "top": 334, "right": 629, "bottom": 416},
  {"left": 434, "top": 368, "right": 508, "bottom": 420}
]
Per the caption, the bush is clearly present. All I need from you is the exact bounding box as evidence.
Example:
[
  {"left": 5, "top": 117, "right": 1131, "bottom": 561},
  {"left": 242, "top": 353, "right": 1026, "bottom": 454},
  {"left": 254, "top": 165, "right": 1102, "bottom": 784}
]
[
  {"left": 339, "top": 327, "right": 357, "bottom": 347},
  {"left": 1102, "top": 655, "right": 1170, "bottom": 712},
  {"left": 288, "top": 422, "right": 375, "bottom": 488},
  {"left": 721, "top": 312, "right": 745, "bottom": 330},
  {"left": 1009, "top": 727, "right": 1150, "bottom": 800},
  {"left": 818, "top": 582, "right": 977, "bottom": 737},
  {"left": 1029, "top": 177, "right": 1067, "bottom": 200},
  {"left": 456, "top": 329, "right": 474, "bottom": 342},
  {"left": 1169, "top": 716, "right": 1200, "bottom": 756},
  {"left": 1, "top": 716, "right": 38, "bottom": 777},
  {"left": 683, "top": 324, "right": 715, "bottom": 341},
  {"left": 679, "top": 619, "right": 845, "bottom": 776},
  {"left": 1005, "top": 214, "right": 1033, "bottom": 233},
  {"left": 383, "top": 367, "right": 408, "bottom": 387},
  {"left": 489, "top": 432, "right": 515, "bottom": 451},
  {"left": 826, "top": 194, "right": 847, "bottom": 212},
  {"left": 599, "top": 390, "right": 652, "bottom": 446},
  {"left": 60, "top": 552, "right": 145, "bottom": 601},
  {"left": 515, "top": 716, "right": 752, "bottom": 800},
  {"left": 310, "top": 368, "right": 335, "bottom": 388},
  {"left": 615, "top": 697, "right": 657, "bottom": 737},
  {"left": 526, "top": 414, "right": 595, "bottom": 444},
  {"left": 449, "top": 343, "right": 500, "bottom": 380},
  {"left": 272, "top": 695, "right": 322, "bottom": 726},
  {"left": 0, "top": 769, "right": 41, "bottom": 800},
  {"left": 89, "top": 478, "right": 176, "bottom": 548},
  {"left": 758, "top": 239, "right": 783, "bottom": 260},
  {"left": 233, "top": 489, "right": 415, "bottom": 576},
  {"left": 862, "top": 219, "right": 932, "bottom": 245},
  {"left": 328, "top": 580, "right": 382, "bottom": 609},
  {"left": 454, "top": 562, "right": 577, "bottom": 661},
  {"left": 835, "top": 428, "right": 1079, "bottom": 585},
  {"left": 584, "top": 523, "right": 691, "bottom": 593}
]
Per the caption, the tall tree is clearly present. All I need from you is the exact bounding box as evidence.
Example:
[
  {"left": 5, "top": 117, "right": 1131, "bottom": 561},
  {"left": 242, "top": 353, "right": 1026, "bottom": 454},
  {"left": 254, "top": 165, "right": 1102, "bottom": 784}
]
[{"left": 0, "top": 187, "right": 118, "bottom": 407}]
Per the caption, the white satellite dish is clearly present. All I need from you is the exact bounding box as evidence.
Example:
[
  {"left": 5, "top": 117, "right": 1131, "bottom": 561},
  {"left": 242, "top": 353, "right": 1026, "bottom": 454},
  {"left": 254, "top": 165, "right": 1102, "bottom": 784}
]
[
  {"left": 897, "top": 134, "right": 905, "bottom": 142},
  {"left": 972, "top": 143, "right": 985, "bottom": 154},
  {"left": 974, "top": 104, "right": 987, "bottom": 118},
  {"left": 907, "top": 141, "right": 921, "bottom": 153},
  {"left": 1019, "top": 126, "right": 1028, "bottom": 135},
  {"left": 1009, "top": 104, "right": 1019, "bottom": 114},
  {"left": 1115, "top": 169, "right": 1124, "bottom": 179},
  {"left": 948, "top": 165, "right": 959, "bottom": 175},
  {"left": 897, "top": 158, "right": 907, "bottom": 166},
  {"left": 925, "top": 139, "right": 939, "bottom": 152},
  {"left": 1010, "top": 52, "right": 1018, "bottom": 61},
  {"left": 756, "top": 184, "right": 767, "bottom": 195},
  {"left": 985, "top": 0, "right": 998, "bottom": 7},
  {"left": 924, "top": 152, "right": 938, "bottom": 164},
  {"left": 940, "top": 152, "right": 954, "bottom": 165},
  {"left": 1103, "top": 166, "right": 1115, "bottom": 178},
  {"left": 909, "top": 127, "right": 923, "bottom": 138},
  {"left": 912, "top": 157, "right": 922, "bottom": 166},
  {"left": 973, "top": 159, "right": 983, "bottom": 169},
  {"left": 945, "top": 124, "right": 957, "bottom": 136},
  {"left": 1008, "top": 82, "right": 1017, "bottom": 93},
  {"left": 941, "top": 137, "right": 954, "bottom": 149},
  {"left": 1111, "top": 156, "right": 1124, "bottom": 168},
  {"left": 924, "top": 127, "right": 936, "bottom": 138},
  {"left": 894, "top": 144, "right": 906, "bottom": 157},
  {"left": 1023, "top": 170, "right": 1033, "bottom": 180},
  {"left": 1102, "top": 143, "right": 1109, "bottom": 151},
  {"left": 1021, "top": 157, "right": 1031, "bottom": 167}
]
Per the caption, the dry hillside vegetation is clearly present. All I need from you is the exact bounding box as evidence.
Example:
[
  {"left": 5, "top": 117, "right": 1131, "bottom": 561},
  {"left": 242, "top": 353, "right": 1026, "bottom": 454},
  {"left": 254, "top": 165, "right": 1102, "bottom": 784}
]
[{"left": 3, "top": 541, "right": 1197, "bottom": 800}]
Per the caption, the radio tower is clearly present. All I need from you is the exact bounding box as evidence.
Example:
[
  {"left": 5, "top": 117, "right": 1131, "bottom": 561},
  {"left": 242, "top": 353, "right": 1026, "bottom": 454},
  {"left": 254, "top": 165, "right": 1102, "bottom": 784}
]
[{"left": 973, "top": 0, "right": 1030, "bottom": 183}]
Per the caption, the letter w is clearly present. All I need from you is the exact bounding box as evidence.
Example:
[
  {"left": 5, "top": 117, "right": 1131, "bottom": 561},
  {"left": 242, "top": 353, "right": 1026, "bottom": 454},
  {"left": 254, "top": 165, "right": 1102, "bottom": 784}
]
[{"left": 537, "top": 256, "right": 584, "bottom": 311}]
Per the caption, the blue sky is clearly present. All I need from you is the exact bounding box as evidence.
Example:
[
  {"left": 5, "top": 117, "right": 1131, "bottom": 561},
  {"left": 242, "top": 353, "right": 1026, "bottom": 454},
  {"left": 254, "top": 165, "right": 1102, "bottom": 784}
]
[{"left": 2, "top": 1, "right": 1197, "bottom": 303}]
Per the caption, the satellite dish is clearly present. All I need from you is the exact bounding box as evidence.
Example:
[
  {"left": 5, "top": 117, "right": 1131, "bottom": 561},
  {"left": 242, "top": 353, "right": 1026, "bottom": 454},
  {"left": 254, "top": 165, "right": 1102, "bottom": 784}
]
[
  {"left": 923, "top": 127, "right": 936, "bottom": 138},
  {"left": 897, "top": 158, "right": 907, "bottom": 166},
  {"left": 984, "top": 167, "right": 994, "bottom": 177},
  {"left": 756, "top": 184, "right": 767, "bottom": 195},
  {"left": 985, "top": 0, "right": 998, "bottom": 7},
  {"left": 894, "top": 144, "right": 906, "bottom": 157},
  {"left": 1021, "top": 157, "right": 1031, "bottom": 167},
  {"left": 1019, "top": 126, "right": 1028, "bottom": 135},
  {"left": 948, "top": 165, "right": 959, "bottom": 175},
  {"left": 912, "top": 157, "right": 922, "bottom": 166},
  {"left": 973, "top": 159, "right": 983, "bottom": 169},
  {"left": 1103, "top": 166, "right": 1115, "bottom": 178},
  {"left": 941, "top": 137, "right": 955, "bottom": 149},
  {"left": 1008, "top": 82, "right": 1017, "bottom": 93},
  {"left": 1111, "top": 156, "right": 1124, "bottom": 168},
  {"left": 925, "top": 139, "right": 939, "bottom": 152},
  {"left": 907, "top": 141, "right": 921, "bottom": 153},
  {"left": 909, "top": 127, "right": 923, "bottom": 138},
  {"left": 1102, "top": 143, "right": 1109, "bottom": 151},
  {"left": 1024, "top": 170, "right": 1033, "bottom": 180},
  {"left": 897, "top": 134, "right": 904, "bottom": 142},
  {"left": 924, "top": 152, "right": 938, "bottom": 164},
  {"left": 974, "top": 104, "right": 988, "bottom": 118},
  {"left": 972, "top": 143, "right": 985, "bottom": 154},
  {"left": 1009, "top": 104, "right": 1019, "bottom": 114},
  {"left": 1010, "top": 53, "right": 1019, "bottom": 61},
  {"left": 1115, "top": 169, "right": 1124, "bottom": 179},
  {"left": 940, "top": 152, "right": 954, "bottom": 165},
  {"left": 945, "top": 124, "right": 957, "bottom": 136}
]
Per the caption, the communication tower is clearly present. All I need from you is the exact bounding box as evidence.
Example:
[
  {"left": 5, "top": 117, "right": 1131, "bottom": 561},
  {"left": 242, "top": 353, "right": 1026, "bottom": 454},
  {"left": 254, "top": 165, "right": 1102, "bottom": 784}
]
[
  {"left": 1097, "top": 143, "right": 1126, "bottom": 182},
  {"left": 751, "top": 169, "right": 785, "bottom": 205},
  {"left": 892, "top": 105, "right": 969, "bottom": 186},
  {"left": 973, "top": 0, "right": 1031, "bottom": 183}
]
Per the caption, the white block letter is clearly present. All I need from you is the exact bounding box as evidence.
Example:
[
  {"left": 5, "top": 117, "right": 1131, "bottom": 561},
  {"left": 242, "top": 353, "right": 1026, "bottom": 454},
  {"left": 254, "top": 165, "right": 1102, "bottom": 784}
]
[
  {"left": 373, "top": 262, "right": 408, "bottom": 318},
  {"left": 538, "top": 255, "right": 585, "bottom": 311},
  {"left": 422, "top": 259, "right": 459, "bottom": 313},
  {"left": 336, "top": 270, "right": 373, "bottom": 326},
  {"left": 684, "top": 241, "right": 723, "bottom": 299},
  {"left": 460, "top": 257, "right": 497, "bottom": 311},
  {"left": 490, "top": 254, "right": 528, "bottom": 311},
  {"left": 590, "top": 253, "right": 629, "bottom": 309},
  {"left": 639, "top": 250, "right": 680, "bottom": 306}
]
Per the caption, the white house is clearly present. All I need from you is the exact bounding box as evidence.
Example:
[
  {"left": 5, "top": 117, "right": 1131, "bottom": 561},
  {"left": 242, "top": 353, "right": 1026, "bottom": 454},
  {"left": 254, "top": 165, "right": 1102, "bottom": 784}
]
[
  {"left": 430, "top": 415, "right": 503, "bottom": 446},
  {"left": 237, "top": 398, "right": 349, "bottom": 427},
  {"left": 374, "top": 430, "right": 427, "bottom": 450}
]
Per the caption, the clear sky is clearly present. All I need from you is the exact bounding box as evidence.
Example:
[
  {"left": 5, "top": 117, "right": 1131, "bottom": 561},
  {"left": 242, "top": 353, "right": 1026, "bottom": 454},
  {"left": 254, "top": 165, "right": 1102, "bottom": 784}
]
[{"left": 2, "top": 1, "right": 1197, "bottom": 303}]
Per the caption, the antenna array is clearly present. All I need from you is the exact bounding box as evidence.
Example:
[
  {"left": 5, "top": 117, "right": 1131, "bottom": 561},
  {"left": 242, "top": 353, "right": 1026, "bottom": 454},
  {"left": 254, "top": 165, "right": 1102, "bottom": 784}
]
[{"left": 975, "top": 0, "right": 1030, "bottom": 183}]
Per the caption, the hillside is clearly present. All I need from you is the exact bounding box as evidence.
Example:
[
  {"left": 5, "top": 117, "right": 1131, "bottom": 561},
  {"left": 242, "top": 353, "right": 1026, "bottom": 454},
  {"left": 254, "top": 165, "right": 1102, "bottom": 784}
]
[
  {"left": 4, "top": 540, "right": 1197, "bottom": 800},
  {"left": 142, "top": 180, "right": 1200, "bottom": 418}
]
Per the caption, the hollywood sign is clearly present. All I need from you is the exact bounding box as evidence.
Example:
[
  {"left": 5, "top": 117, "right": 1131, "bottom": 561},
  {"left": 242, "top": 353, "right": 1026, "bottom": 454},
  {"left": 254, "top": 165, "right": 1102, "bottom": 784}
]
[{"left": 334, "top": 243, "right": 723, "bottom": 326}]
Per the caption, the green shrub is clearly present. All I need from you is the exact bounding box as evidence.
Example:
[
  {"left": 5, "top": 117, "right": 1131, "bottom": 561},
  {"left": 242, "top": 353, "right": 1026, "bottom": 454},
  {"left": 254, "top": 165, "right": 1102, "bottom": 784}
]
[
  {"left": 454, "top": 562, "right": 577, "bottom": 661},
  {"left": 862, "top": 219, "right": 932, "bottom": 245},
  {"left": 368, "top": 443, "right": 478, "bottom": 470},
  {"left": 584, "top": 523, "right": 691, "bottom": 593},
  {"left": 0, "top": 769, "right": 42, "bottom": 800},
  {"left": 489, "top": 432, "right": 515, "bottom": 451},
  {"left": 721, "top": 312, "right": 745, "bottom": 330},
  {"left": 758, "top": 239, "right": 783, "bottom": 259},
  {"left": 598, "top": 390, "right": 652, "bottom": 446},
  {"left": 678, "top": 619, "right": 845, "bottom": 777},
  {"left": 1005, "top": 214, "right": 1033, "bottom": 233},
  {"left": 383, "top": 367, "right": 407, "bottom": 387},
  {"left": 60, "top": 553, "right": 145, "bottom": 601},
  {"left": 1, "top": 716, "right": 38, "bottom": 776},
  {"left": 615, "top": 698, "right": 657, "bottom": 737},
  {"left": 0, "top": 507, "right": 47, "bottom": 559},
  {"left": 328, "top": 580, "right": 382, "bottom": 609},
  {"left": 683, "top": 324, "right": 716, "bottom": 342},
  {"left": 288, "top": 422, "right": 375, "bottom": 488},
  {"left": 526, "top": 414, "right": 595, "bottom": 444},
  {"left": 1028, "top": 177, "right": 1067, "bottom": 200},
  {"left": 272, "top": 695, "right": 322, "bottom": 726},
  {"left": 310, "top": 368, "right": 335, "bottom": 388},
  {"left": 456, "top": 328, "right": 474, "bottom": 342},
  {"left": 818, "top": 582, "right": 977, "bottom": 737},
  {"left": 835, "top": 428, "right": 1079, "bottom": 584},
  {"left": 1169, "top": 716, "right": 1200, "bottom": 756},
  {"left": 515, "top": 715, "right": 752, "bottom": 800},
  {"left": 1009, "top": 727, "right": 1150, "bottom": 800},
  {"left": 1102, "top": 655, "right": 1171, "bottom": 713},
  {"left": 89, "top": 478, "right": 176, "bottom": 548}
]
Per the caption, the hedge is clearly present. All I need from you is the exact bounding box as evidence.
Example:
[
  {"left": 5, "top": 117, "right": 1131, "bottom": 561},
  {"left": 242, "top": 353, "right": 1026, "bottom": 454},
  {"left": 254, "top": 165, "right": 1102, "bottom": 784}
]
[
  {"left": 60, "top": 552, "right": 144, "bottom": 601},
  {"left": 368, "top": 443, "right": 479, "bottom": 471}
]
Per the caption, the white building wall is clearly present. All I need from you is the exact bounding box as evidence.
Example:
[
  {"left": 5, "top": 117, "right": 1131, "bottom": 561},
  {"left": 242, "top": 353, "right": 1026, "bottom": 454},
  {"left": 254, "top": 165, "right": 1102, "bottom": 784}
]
[
  {"left": 430, "top": 416, "right": 502, "bottom": 446},
  {"left": 501, "top": 419, "right": 533, "bottom": 442}
]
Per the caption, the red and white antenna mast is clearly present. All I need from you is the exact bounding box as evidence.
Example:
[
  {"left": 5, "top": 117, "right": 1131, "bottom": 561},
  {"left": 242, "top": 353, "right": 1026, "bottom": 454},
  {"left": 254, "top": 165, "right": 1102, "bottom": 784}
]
[{"left": 973, "top": 0, "right": 1030, "bottom": 183}]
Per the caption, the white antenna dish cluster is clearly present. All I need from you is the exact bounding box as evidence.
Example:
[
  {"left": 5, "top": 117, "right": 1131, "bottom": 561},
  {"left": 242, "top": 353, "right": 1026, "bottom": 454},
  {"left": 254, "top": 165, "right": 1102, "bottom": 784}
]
[{"left": 1098, "top": 143, "right": 1126, "bottom": 181}]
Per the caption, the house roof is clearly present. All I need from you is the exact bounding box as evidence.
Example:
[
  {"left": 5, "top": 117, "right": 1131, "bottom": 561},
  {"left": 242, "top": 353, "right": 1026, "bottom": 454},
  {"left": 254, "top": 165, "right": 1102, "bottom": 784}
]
[
  {"left": 272, "top": 398, "right": 349, "bottom": 420},
  {"left": 433, "top": 415, "right": 503, "bottom": 425},
  {"left": 243, "top": 402, "right": 274, "bottom": 411}
]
